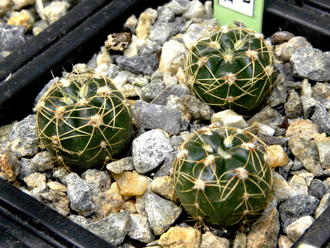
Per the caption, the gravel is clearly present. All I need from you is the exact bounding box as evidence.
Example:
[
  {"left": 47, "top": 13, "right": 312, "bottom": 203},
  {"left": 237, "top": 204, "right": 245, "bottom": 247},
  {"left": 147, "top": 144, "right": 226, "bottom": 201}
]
[{"left": 1, "top": 0, "right": 330, "bottom": 247}]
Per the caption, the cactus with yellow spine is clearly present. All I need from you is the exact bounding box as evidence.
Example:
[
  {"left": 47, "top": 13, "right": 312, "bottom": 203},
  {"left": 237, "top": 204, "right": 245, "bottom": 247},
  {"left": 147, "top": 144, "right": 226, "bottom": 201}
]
[
  {"left": 172, "top": 126, "right": 273, "bottom": 228},
  {"left": 185, "top": 24, "right": 276, "bottom": 115},
  {"left": 34, "top": 71, "right": 133, "bottom": 171}
]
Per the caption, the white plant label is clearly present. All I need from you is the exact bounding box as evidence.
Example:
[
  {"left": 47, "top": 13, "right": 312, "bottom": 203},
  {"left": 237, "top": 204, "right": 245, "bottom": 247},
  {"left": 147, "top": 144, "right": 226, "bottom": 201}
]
[{"left": 218, "top": 0, "right": 255, "bottom": 17}]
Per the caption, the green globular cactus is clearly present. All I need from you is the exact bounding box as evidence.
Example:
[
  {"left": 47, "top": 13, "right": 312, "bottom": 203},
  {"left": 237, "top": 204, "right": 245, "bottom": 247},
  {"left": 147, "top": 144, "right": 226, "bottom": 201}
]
[
  {"left": 186, "top": 24, "right": 276, "bottom": 115},
  {"left": 172, "top": 126, "right": 273, "bottom": 228},
  {"left": 34, "top": 71, "right": 133, "bottom": 171}
]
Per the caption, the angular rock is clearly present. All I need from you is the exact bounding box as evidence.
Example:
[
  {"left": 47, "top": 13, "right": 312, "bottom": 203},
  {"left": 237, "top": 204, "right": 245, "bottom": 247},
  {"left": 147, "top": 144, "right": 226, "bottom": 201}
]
[
  {"left": 291, "top": 47, "right": 330, "bottom": 81},
  {"left": 46, "top": 181, "right": 67, "bottom": 192},
  {"left": 43, "top": 1, "right": 70, "bottom": 24},
  {"left": 246, "top": 207, "right": 280, "bottom": 248},
  {"left": 132, "top": 129, "right": 173, "bottom": 174},
  {"left": 30, "top": 151, "right": 53, "bottom": 172},
  {"left": 65, "top": 173, "right": 95, "bottom": 216},
  {"left": 112, "top": 171, "right": 149, "bottom": 197},
  {"left": 286, "top": 216, "right": 314, "bottom": 243},
  {"left": 266, "top": 145, "right": 289, "bottom": 168},
  {"left": 128, "top": 213, "right": 155, "bottom": 243},
  {"left": 277, "top": 235, "right": 294, "bottom": 248},
  {"left": 285, "top": 119, "right": 318, "bottom": 139},
  {"left": 288, "top": 135, "right": 323, "bottom": 176},
  {"left": 158, "top": 226, "right": 201, "bottom": 247},
  {"left": 164, "top": 0, "right": 190, "bottom": 15},
  {"left": 288, "top": 174, "right": 308, "bottom": 195},
  {"left": 308, "top": 179, "right": 327, "bottom": 199},
  {"left": 150, "top": 175, "right": 178, "bottom": 201},
  {"left": 211, "top": 109, "right": 247, "bottom": 128},
  {"left": 141, "top": 82, "right": 166, "bottom": 102},
  {"left": 152, "top": 84, "right": 191, "bottom": 105},
  {"left": 315, "top": 193, "right": 330, "bottom": 218},
  {"left": 0, "top": 149, "right": 21, "bottom": 182},
  {"left": 39, "top": 190, "right": 70, "bottom": 216},
  {"left": 300, "top": 95, "right": 317, "bottom": 119},
  {"left": 9, "top": 114, "right": 38, "bottom": 158},
  {"left": 0, "top": 23, "right": 26, "bottom": 52},
  {"left": 279, "top": 194, "right": 319, "bottom": 232},
  {"left": 233, "top": 232, "right": 246, "bottom": 248},
  {"left": 92, "top": 182, "right": 124, "bottom": 219},
  {"left": 247, "top": 106, "right": 284, "bottom": 130},
  {"left": 145, "top": 191, "right": 182, "bottom": 235},
  {"left": 106, "top": 157, "right": 134, "bottom": 174},
  {"left": 201, "top": 231, "right": 229, "bottom": 248},
  {"left": 311, "top": 103, "right": 330, "bottom": 136},
  {"left": 284, "top": 89, "right": 302, "bottom": 118},
  {"left": 81, "top": 169, "right": 111, "bottom": 197},
  {"left": 159, "top": 39, "right": 187, "bottom": 74},
  {"left": 132, "top": 100, "right": 182, "bottom": 135},
  {"left": 7, "top": 9, "right": 35, "bottom": 31},
  {"left": 275, "top": 36, "right": 312, "bottom": 62},
  {"left": 116, "top": 54, "right": 159, "bottom": 75},
  {"left": 181, "top": 95, "right": 214, "bottom": 120},
  {"left": 312, "top": 82, "right": 330, "bottom": 109},
  {"left": 268, "top": 78, "right": 288, "bottom": 107},
  {"left": 86, "top": 211, "right": 131, "bottom": 246}
]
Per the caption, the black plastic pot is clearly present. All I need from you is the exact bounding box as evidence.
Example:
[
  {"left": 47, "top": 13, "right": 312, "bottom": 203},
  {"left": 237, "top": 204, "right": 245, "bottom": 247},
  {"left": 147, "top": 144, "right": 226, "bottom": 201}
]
[{"left": 0, "top": 0, "right": 330, "bottom": 247}]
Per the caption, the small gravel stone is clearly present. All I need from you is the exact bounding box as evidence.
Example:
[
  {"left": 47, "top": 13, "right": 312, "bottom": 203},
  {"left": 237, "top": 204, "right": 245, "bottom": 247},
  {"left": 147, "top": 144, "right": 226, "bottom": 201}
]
[
  {"left": 43, "top": 1, "right": 70, "bottom": 24},
  {"left": 278, "top": 235, "right": 294, "bottom": 248},
  {"left": 246, "top": 207, "right": 280, "bottom": 248},
  {"left": 65, "top": 173, "right": 95, "bottom": 216},
  {"left": 159, "top": 39, "right": 187, "bottom": 74},
  {"left": 288, "top": 174, "right": 308, "bottom": 195},
  {"left": 106, "top": 157, "right": 134, "bottom": 174},
  {"left": 47, "top": 180, "right": 67, "bottom": 192},
  {"left": 312, "top": 82, "right": 330, "bottom": 109},
  {"left": 39, "top": 190, "right": 70, "bottom": 216},
  {"left": 9, "top": 114, "right": 38, "bottom": 158},
  {"left": 141, "top": 82, "right": 166, "bottom": 102},
  {"left": 116, "top": 54, "right": 159, "bottom": 75},
  {"left": 182, "top": 95, "right": 214, "bottom": 120},
  {"left": 272, "top": 173, "right": 297, "bottom": 202},
  {"left": 23, "top": 172, "right": 46, "bottom": 189},
  {"left": 132, "top": 100, "right": 182, "bottom": 135},
  {"left": 279, "top": 194, "right": 319, "bottom": 232},
  {"left": 308, "top": 178, "right": 327, "bottom": 199},
  {"left": 81, "top": 169, "right": 111, "bottom": 197},
  {"left": 275, "top": 36, "right": 312, "bottom": 62},
  {"left": 285, "top": 119, "right": 318, "bottom": 139},
  {"left": 315, "top": 193, "right": 330, "bottom": 218},
  {"left": 300, "top": 96, "right": 317, "bottom": 119},
  {"left": 284, "top": 89, "right": 302, "bottom": 119},
  {"left": 266, "top": 145, "right": 289, "bottom": 168},
  {"left": 164, "top": 0, "right": 190, "bottom": 15},
  {"left": 311, "top": 103, "right": 330, "bottom": 136},
  {"left": 30, "top": 151, "right": 53, "bottom": 171},
  {"left": 201, "top": 231, "right": 229, "bottom": 248},
  {"left": 291, "top": 46, "right": 330, "bottom": 81},
  {"left": 128, "top": 213, "right": 155, "bottom": 243},
  {"left": 268, "top": 77, "right": 288, "bottom": 107},
  {"left": 211, "top": 109, "right": 247, "bottom": 128},
  {"left": 132, "top": 129, "right": 173, "bottom": 174},
  {"left": 0, "top": 149, "right": 21, "bottom": 182},
  {"left": 286, "top": 216, "right": 314, "bottom": 242},
  {"left": 288, "top": 135, "right": 323, "bottom": 176},
  {"left": 182, "top": 0, "right": 207, "bottom": 19},
  {"left": 233, "top": 232, "right": 246, "bottom": 248},
  {"left": 145, "top": 191, "right": 182, "bottom": 235},
  {"left": 152, "top": 84, "right": 191, "bottom": 105},
  {"left": 86, "top": 211, "right": 131, "bottom": 246},
  {"left": 92, "top": 182, "right": 124, "bottom": 219},
  {"left": 0, "top": 23, "right": 26, "bottom": 52},
  {"left": 7, "top": 9, "right": 35, "bottom": 31},
  {"left": 150, "top": 175, "right": 177, "bottom": 200},
  {"left": 158, "top": 226, "right": 201, "bottom": 247}
]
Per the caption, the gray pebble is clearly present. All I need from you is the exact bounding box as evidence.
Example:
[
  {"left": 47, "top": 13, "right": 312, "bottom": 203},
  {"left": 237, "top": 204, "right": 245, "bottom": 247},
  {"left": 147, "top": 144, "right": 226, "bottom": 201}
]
[
  {"left": 279, "top": 194, "right": 319, "bottom": 232},
  {"left": 132, "top": 100, "right": 182, "bottom": 135},
  {"left": 308, "top": 179, "right": 327, "bottom": 199},
  {"left": 152, "top": 84, "right": 191, "bottom": 105},
  {"left": 116, "top": 54, "right": 159, "bottom": 75},
  {"left": 311, "top": 103, "right": 330, "bottom": 136},
  {"left": 86, "top": 211, "right": 131, "bottom": 246},
  {"left": 128, "top": 213, "right": 155, "bottom": 243},
  {"left": 0, "top": 23, "right": 26, "bottom": 52},
  {"left": 145, "top": 191, "right": 182, "bottom": 235},
  {"left": 284, "top": 89, "right": 302, "bottom": 118},
  {"left": 132, "top": 129, "right": 173, "bottom": 174},
  {"left": 30, "top": 151, "right": 53, "bottom": 172},
  {"left": 81, "top": 169, "right": 111, "bottom": 197},
  {"left": 65, "top": 173, "right": 95, "bottom": 216},
  {"left": 106, "top": 156, "right": 134, "bottom": 174}
]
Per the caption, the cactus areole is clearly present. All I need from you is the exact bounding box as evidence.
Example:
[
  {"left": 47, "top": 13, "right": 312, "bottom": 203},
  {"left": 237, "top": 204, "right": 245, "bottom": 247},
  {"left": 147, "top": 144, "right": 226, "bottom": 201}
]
[
  {"left": 172, "top": 127, "right": 273, "bottom": 228},
  {"left": 186, "top": 25, "right": 276, "bottom": 115},
  {"left": 34, "top": 72, "right": 133, "bottom": 171}
]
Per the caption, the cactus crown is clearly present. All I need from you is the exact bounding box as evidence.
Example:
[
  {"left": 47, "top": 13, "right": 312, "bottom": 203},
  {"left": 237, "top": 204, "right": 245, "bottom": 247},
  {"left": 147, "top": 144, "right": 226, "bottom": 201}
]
[
  {"left": 172, "top": 126, "right": 273, "bottom": 228},
  {"left": 35, "top": 71, "right": 133, "bottom": 171},
  {"left": 185, "top": 24, "right": 276, "bottom": 115}
]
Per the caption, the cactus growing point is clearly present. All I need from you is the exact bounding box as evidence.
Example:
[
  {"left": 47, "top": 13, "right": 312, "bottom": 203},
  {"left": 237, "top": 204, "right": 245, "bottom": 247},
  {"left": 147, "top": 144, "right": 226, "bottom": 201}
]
[
  {"left": 185, "top": 24, "right": 276, "bottom": 115},
  {"left": 34, "top": 71, "right": 133, "bottom": 171},
  {"left": 172, "top": 126, "right": 273, "bottom": 228}
]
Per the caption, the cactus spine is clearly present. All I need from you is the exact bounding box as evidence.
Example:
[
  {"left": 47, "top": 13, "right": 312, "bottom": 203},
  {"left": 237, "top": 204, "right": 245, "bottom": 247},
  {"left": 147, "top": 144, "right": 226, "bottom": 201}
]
[
  {"left": 172, "top": 126, "right": 273, "bottom": 228},
  {"left": 34, "top": 71, "right": 133, "bottom": 171},
  {"left": 186, "top": 24, "right": 276, "bottom": 115}
]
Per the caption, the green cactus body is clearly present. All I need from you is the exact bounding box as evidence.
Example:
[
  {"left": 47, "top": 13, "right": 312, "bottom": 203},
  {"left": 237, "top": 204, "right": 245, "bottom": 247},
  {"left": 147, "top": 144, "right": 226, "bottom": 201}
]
[
  {"left": 172, "top": 126, "right": 273, "bottom": 228},
  {"left": 34, "top": 72, "right": 133, "bottom": 171},
  {"left": 186, "top": 25, "right": 276, "bottom": 115}
]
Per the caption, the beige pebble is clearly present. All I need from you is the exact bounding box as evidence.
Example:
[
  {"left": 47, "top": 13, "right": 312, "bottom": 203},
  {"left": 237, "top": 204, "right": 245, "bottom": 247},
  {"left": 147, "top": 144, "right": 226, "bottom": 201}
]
[
  {"left": 266, "top": 145, "right": 289, "bottom": 167},
  {"left": 159, "top": 226, "right": 201, "bottom": 248},
  {"left": 285, "top": 119, "right": 318, "bottom": 139},
  {"left": 47, "top": 180, "right": 67, "bottom": 192},
  {"left": 112, "top": 171, "right": 149, "bottom": 197},
  {"left": 7, "top": 10, "right": 35, "bottom": 30}
]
